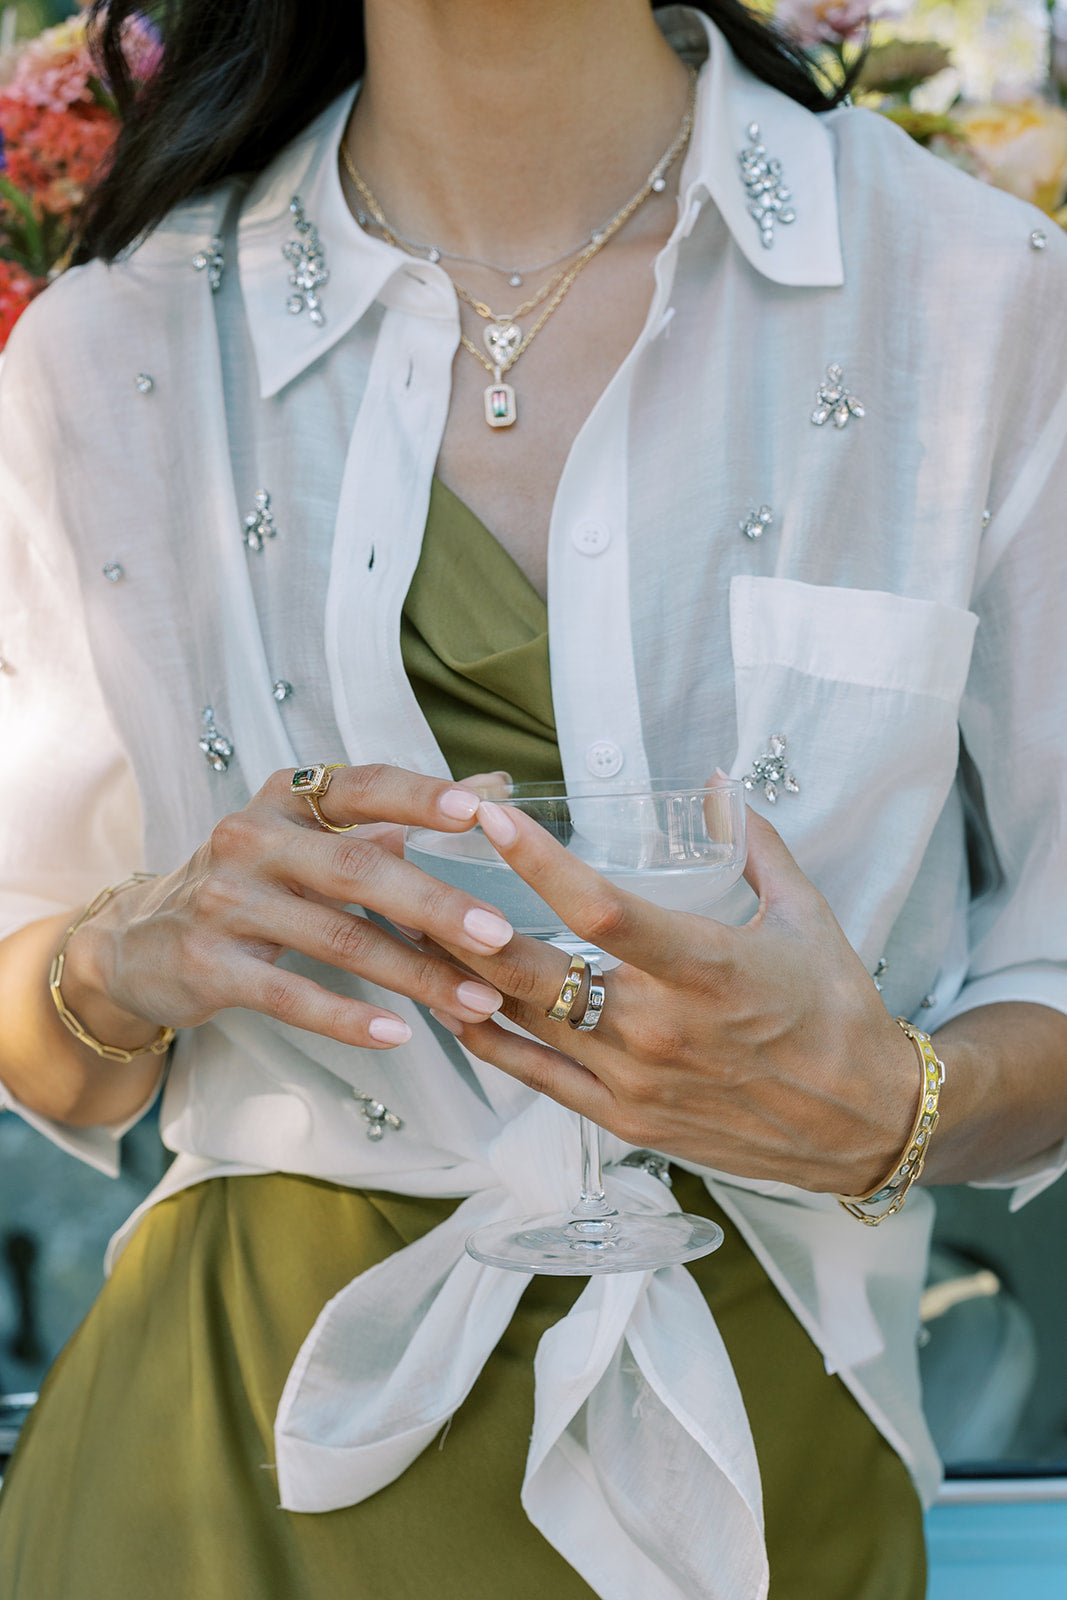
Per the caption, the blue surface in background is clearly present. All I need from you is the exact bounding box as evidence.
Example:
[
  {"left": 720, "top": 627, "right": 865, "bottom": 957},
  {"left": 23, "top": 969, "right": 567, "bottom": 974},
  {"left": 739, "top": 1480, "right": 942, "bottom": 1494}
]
[{"left": 925, "top": 1501, "right": 1067, "bottom": 1599}]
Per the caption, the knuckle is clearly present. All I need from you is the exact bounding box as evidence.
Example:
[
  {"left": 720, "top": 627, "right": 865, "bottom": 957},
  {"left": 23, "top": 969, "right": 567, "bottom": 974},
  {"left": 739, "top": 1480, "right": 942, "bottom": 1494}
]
[
  {"left": 629, "top": 1014, "right": 688, "bottom": 1064},
  {"left": 491, "top": 951, "right": 544, "bottom": 1005},
  {"left": 411, "top": 949, "right": 452, "bottom": 997},
  {"left": 348, "top": 763, "right": 390, "bottom": 804},
  {"left": 415, "top": 877, "right": 464, "bottom": 930},
  {"left": 575, "top": 889, "right": 631, "bottom": 948},
  {"left": 266, "top": 767, "right": 298, "bottom": 801},
  {"left": 208, "top": 809, "right": 253, "bottom": 862},
  {"left": 320, "top": 913, "right": 374, "bottom": 967},
  {"left": 331, "top": 833, "right": 380, "bottom": 883},
  {"left": 259, "top": 970, "right": 302, "bottom": 1026}
]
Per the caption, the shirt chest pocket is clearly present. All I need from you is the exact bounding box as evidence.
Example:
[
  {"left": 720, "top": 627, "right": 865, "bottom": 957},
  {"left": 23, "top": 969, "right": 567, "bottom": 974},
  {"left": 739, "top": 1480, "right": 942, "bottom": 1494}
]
[{"left": 728, "top": 575, "right": 978, "bottom": 962}]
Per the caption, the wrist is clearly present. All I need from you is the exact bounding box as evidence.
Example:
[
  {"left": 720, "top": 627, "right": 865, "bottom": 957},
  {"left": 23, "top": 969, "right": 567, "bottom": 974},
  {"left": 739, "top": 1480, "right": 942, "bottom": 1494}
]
[{"left": 53, "top": 879, "right": 172, "bottom": 1056}]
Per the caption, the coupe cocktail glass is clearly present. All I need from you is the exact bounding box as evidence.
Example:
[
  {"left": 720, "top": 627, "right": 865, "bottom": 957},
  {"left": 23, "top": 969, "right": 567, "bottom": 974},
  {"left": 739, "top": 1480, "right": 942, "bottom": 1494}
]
[{"left": 406, "top": 778, "right": 746, "bottom": 1274}]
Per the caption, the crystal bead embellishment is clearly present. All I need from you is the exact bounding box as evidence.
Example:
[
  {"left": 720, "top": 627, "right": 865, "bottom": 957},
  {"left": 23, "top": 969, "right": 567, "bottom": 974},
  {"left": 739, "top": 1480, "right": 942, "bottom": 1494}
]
[
  {"left": 742, "top": 733, "right": 799, "bottom": 804},
  {"left": 243, "top": 490, "right": 277, "bottom": 552},
  {"left": 135, "top": 373, "right": 154, "bottom": 394},
  {"left": 811, "top": 364, "right": 865, "bottom": 429},
  {"left": 102, "top": 562, "right": 124, "bottom": 582},
  {"left": 741, "top": 505, "right": 773, "bottom": 540},
  {"left": 199, "top": 707, "right": 234, "bottom": 773},
  {"left": 283, "top": 196, "right": 328, "bottom": 326},
  {"left": 272, "top": 680, "right": 294, "bottom": 702},
  {"left": 192, "top": 235, "right": 224, "bottom": 292},
  {"left": 353, "top": 1092, "right": 403, "bottom": 1141},
  {"left": 1030, "top": 230, "right": 1047, "bottom": 251},
  {"left": 739, "top": 123, "right": 796, "bottom": 249}
]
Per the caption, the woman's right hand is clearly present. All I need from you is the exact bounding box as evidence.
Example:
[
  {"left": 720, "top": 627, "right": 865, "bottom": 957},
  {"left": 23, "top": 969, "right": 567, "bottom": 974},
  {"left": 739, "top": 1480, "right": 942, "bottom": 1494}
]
[{"left": 59, "top": 764, "right": 516, "bottom": 1053}]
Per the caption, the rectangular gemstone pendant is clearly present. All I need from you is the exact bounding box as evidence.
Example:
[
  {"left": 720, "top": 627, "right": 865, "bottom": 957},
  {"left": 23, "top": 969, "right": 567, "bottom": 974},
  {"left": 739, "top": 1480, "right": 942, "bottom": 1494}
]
[{"left": 484, "top": 380, "right": 517, "bottom": 429}]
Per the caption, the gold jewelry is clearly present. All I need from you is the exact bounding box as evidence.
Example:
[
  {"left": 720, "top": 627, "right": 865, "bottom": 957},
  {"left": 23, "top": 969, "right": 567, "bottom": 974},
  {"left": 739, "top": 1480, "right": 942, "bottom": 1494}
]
[
  {"left": 290, "top": 763, "right": 359, "bottom": 833},
  {"left": 49, "top": 876, "right": 176, "bottom": 1064},
  {"left": 340, "top": 69, "right": 697, "bottom": 429},
  {"left": 546, "top": 954, "right": 587, "bottom": 1022},
  {"left": 836, "top": 1018, "right": 945, "bottom": 1226},
  {"left": 569, "top": 962, "right": 606, "bottom": 1032}
]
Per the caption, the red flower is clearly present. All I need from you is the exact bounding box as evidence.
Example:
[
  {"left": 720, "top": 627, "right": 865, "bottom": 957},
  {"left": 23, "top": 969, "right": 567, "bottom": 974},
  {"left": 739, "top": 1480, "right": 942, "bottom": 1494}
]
[{"left": 0, "top": 256, "right": 46, "bottom": 348}]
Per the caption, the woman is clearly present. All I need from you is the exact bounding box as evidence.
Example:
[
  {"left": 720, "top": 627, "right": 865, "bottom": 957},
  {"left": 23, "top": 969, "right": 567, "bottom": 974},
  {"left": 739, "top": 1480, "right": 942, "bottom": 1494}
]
[{"left": 1, "top": 1, "right": 1066, "bottom": 1595}]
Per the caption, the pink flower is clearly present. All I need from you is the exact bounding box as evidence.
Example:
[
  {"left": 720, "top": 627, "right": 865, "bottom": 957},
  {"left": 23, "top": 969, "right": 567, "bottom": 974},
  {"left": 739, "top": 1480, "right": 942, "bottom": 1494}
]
[
  {"left": 119, "top": 15, "right": 163, "bottom": 84},
  {"left": 776, "top": 0, "right": 874, "bottom": 47},
  {"left": 4, "top": 19, "right": 96, "bottom": 113}
]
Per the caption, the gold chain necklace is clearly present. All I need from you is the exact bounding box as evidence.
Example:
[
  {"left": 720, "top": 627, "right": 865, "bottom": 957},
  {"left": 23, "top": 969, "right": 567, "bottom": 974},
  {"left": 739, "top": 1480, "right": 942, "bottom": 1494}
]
[{"left": 339, "top": 69, "right": 696, "bottom": 429}]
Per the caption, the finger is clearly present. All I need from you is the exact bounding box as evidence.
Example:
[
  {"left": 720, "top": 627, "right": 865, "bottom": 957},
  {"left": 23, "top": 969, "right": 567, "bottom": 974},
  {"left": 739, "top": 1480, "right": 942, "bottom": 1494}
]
[
  {"left": 233, "top": 957, "right": 418, "bottom": 1048},
  {"left": 475, "top": 800, "right": 723, "bottom": 979},
  {"left": 457, "top": 770, "right": 512, "bottom": 797},
  {"left": 278, "top": 828, "right": 517, "bottom": 957},
  {"left": 427, "top": 1012, "right": 618, "bottom": 1122},
  {"left": 274, "top": 763, "right": 485, "bottom": 832},
  {"left": 253, "top": 894, "right": 504, "bottom": 1022}
]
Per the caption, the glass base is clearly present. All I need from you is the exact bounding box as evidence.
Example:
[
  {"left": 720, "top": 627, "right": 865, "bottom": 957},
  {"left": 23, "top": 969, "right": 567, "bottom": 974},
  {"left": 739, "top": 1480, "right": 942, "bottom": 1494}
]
[{"left": 466, "top": 1209, "right": 724, "bottom": 1275}]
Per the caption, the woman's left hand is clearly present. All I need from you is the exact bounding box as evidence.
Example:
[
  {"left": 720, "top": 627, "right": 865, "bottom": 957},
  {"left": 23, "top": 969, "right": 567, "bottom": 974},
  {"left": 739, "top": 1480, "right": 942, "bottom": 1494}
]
[{"left": 430, "top": 800, "right": 920, "bottom": 1196}]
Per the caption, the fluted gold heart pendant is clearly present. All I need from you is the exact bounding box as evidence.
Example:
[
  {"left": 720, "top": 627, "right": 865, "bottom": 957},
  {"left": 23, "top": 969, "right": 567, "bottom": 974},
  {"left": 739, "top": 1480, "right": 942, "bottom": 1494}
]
[{"left": 484, "top": 321, "right": 522, "bottom": 368}]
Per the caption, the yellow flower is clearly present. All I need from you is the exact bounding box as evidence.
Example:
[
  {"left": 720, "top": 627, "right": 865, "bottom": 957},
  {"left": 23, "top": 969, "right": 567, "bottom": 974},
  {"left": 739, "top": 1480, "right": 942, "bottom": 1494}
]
[{"left": 955, "top": 99, "right": 1067, "bottom": 215}]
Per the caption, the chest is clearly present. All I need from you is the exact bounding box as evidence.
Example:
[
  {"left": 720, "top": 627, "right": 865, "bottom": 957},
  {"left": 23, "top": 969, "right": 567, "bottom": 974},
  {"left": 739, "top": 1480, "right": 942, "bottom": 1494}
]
[{"left": 434, "top": 232, "right": 672, "bottom": 598}]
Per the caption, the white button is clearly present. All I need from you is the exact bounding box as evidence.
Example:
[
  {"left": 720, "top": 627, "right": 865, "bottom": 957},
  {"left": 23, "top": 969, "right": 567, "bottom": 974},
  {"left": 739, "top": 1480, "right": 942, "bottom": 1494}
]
[
  {"left": 586, "top": 740, "right": 624, "bottom": 778},
  {"left": 572, "top": 521, "right": 611, "bottom": 555}
]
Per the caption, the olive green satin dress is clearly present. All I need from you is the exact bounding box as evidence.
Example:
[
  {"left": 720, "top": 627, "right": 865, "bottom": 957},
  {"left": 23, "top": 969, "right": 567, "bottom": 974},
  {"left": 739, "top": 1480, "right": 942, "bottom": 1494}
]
[{"left": 0, "top": 482, "right": 925, "bottom": 1599}]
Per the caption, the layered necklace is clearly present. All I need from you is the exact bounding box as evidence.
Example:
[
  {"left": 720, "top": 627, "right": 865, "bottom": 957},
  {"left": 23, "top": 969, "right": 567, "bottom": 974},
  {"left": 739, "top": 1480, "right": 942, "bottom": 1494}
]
[{"left": 339, "top": 70, "right": 697, "bottom": 429}]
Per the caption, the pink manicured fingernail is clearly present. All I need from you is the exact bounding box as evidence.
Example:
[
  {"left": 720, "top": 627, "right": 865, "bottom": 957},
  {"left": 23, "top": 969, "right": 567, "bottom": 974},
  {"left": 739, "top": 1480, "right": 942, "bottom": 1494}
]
[
  {"left": 455, "top": 980, "right": 503, "bottom": 1015},
  {"left": 368, "top": 1016, "right": 413, "bottom": 1044},
  {"left": 439, "top": 788, "right": 480, "bottom": 820},
  {"left": 430, "top": 1008, "right": 465, "bottom": 1037},
  {"left": 478, "top": 800, "right": 517, "bottom": 846},
  {"left": 462, "top": 907, "right": 513, "bottom": 948}
]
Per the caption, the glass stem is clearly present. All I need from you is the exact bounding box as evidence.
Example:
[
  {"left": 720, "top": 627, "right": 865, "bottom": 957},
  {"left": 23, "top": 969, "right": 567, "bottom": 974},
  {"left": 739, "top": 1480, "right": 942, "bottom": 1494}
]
[{"left": 573, "top": 1116, "right": 615, "bottom": 1219}]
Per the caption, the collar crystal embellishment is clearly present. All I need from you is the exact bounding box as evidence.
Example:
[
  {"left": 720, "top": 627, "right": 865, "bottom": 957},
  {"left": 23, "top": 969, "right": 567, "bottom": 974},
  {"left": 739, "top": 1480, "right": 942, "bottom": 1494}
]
[
  {"left": 199, "top": 707, "right": 234, "bottom": 773},
  {"left": 283, "top": 196, "right": 329, "bottom": 326},
  {"left": 353, "top": 1092, "right": 403, "bottom": 1140},
  {"left": 811, "top": 364, "right": 865, "bottom": 429},
  {"left": 738, "top": 124, "right": 796, "bottom": 249},
  {"left": 742, "top": 733, "right": 799, "bottom": 804},
  {"left": 243, "top": 490, "right": 277, "bottom": 552},
  {"left": 192, "top": 235, "right": 224, "bottom": 292}
]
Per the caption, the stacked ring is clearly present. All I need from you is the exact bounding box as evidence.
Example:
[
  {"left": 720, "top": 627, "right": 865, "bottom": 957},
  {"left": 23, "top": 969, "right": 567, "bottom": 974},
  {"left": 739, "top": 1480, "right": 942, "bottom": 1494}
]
[
  {"left": 290, "top": 763, "right": 360, "bottom": 834},
  {"left": 570, "top": 963, "right": 605, "bottom": 1031},
  {"left": 545, "top": 954, "right": 586, "bottom": 1022}
]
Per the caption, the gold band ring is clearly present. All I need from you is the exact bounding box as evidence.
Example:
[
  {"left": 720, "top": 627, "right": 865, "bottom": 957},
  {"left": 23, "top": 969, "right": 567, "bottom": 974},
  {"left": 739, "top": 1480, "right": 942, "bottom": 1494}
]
[
  {"left": 545, "top": 954, "right": 586, "bottom": 1022},
  {"left": 569, "top": 963, "right": 605, "bottom": 1031},
  {"left": 290, "top": 763, "right": 360, "bottom": 834}
]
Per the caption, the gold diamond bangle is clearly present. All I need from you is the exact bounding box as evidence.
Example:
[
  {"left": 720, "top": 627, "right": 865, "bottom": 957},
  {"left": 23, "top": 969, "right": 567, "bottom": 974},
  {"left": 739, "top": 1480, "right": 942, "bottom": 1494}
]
[
  {"left": 49, "top": 874, "right": 176, "bottom": 1064},
  {"left": 836, "top": 1018, "right": 945, "bottom": 1226}
]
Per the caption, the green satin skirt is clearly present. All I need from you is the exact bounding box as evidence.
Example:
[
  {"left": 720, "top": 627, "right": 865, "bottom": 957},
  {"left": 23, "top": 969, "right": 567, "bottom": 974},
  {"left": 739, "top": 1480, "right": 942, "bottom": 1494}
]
[{"left": 0, "top": 1169, "right": 924, "bottom": 1599}]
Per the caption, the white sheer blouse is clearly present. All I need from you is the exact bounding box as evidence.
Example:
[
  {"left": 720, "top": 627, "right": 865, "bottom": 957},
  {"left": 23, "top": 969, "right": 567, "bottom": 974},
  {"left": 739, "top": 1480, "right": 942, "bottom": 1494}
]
[{"left": 2, "top": 9, "right": 1067, "bottom": 1597}]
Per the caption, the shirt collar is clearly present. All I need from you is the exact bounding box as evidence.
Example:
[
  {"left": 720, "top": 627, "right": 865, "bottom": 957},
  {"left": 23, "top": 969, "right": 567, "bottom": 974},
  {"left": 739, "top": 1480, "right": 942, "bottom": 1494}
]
[
  {"left": 665, "top": 6, "right": 844, "bottom": 290},
  {"left": 237, "top": 5, "right": 843, "bottom": 400}
]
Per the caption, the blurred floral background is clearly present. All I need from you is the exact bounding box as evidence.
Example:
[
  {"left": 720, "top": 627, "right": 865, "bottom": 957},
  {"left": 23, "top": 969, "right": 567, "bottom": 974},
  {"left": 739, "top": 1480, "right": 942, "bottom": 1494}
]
[{"left": 0, "top": 0, "right": 1065, "bottom": 348}]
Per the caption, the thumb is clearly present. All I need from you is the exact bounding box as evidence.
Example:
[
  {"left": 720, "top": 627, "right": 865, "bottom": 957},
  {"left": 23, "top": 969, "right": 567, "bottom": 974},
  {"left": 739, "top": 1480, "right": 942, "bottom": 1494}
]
[{"left": 741, "top": 806, "right": 812, "bottom": 917}]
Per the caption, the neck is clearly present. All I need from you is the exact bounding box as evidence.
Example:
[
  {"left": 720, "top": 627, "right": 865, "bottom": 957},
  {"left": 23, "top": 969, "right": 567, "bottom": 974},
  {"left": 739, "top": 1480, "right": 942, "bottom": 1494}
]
[{"left": 347, "top": 0, "right": 690, "bottom": 262}]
